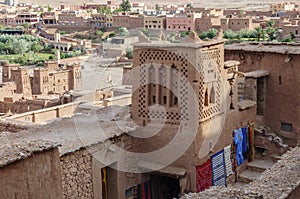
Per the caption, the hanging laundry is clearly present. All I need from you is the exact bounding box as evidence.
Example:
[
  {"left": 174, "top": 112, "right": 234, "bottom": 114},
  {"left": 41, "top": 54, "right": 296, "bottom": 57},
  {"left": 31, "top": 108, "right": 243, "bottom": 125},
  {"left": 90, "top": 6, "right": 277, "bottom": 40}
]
[
  {"left": 126, "top": 185, "right": 138, "bottom": 199},
  {"left": 234, "top": 128, "right": 244, "bottom": 166},
  {"left": 241, "top": 127, "right": 248, "bottom": 154},
  {"left": 211, "top": 150, "right": 226, "bottom": 187},
  {"left": 224, "top": 145, "right": 233, "bottom": 176},
  {"left": 137, "top": 180, "right": 151, "bottom": 199},
  {"left": 196, "top": 159, "right": 212, "bottom": 192}
]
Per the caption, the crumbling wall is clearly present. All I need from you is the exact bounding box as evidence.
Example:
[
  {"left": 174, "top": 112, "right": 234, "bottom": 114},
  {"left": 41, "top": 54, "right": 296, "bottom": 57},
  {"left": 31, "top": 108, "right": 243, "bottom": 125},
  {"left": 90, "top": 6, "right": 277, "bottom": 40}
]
[{"left": 60, "top": 148, "right": 93, "bottom": 199}]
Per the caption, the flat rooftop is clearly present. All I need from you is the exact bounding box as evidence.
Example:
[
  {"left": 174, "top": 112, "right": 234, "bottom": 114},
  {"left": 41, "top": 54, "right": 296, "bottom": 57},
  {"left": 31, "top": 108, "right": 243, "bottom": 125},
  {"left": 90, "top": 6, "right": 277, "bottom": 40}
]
[
  {"left": 134, "top": 39, "right": 225, "bottom": 49},
  {"left": 225, "top": 42, "right": 300, "bottom": 54},
  {"left": 0, "top": 105, "right": 135, "bottom": 157}
]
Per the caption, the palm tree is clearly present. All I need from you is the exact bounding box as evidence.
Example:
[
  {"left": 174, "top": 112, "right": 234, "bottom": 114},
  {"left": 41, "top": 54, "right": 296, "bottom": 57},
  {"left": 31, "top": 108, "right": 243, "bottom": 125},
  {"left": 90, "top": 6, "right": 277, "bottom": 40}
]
[
  {"left": 254, "top": 27, "right": 264, "bottom": 42},
  {"left": 266, "top": 26, "right": 276, "bottom": 41},
  {"left": 265, "top": 20, "right": 277, "bottom": 41},
  {"left": 266, "top": 20, "right": 275, "bottom": 28}
]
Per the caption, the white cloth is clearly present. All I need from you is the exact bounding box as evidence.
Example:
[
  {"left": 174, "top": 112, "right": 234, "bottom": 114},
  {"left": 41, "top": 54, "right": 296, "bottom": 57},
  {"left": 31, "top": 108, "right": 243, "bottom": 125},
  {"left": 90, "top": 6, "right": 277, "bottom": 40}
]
[{"left": 224, "top": 145, "right": 233, "bottom": 176}]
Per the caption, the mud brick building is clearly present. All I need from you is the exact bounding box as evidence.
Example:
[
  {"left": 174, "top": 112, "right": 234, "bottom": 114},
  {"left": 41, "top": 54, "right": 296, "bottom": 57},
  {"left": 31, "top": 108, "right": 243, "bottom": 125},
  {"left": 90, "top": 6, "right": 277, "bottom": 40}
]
[{"left": 225, "top": 42, "right": 300, "bottom": 146}]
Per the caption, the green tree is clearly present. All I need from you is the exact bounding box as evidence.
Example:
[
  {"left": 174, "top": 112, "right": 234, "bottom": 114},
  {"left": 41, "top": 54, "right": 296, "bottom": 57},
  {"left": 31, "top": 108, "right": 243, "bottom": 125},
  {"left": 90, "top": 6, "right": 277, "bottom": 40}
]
[
  {"left": 266, "top": 20, "right": 275, "bottom": 28},
  {"left": 180, "top": 31, "right": 190, "bottom": 37},
  {"left": 155, "top": 4, "right": 160, "bottom": 12},
  {"left": 224, "top": 29, "right": 235, "bottom": 39},
  {"left": 12, "top": 39, "right": 28, "bottom": 55},
  {"left": 96, "top": 30, "right": 103, "bottom": 36},
  {"left": 113, "top": 8, "right": 123, "bottom": 13},
  {"left": 23, "top": 22, "right": 30, "bottom": 31},
  {"left": 206, "top": 28, "right": 218, "bottom": 39},
  {"left": 70, "top": 44, "right": 75, "bottom": 51},
  {"left": 120, "top": 0, "right": 131, "bottom": 12},
  {"left": 118, "top": 27, "right": 129, "bottom": 36},
  {"left": 238, "top": 29, "right": 252, "bottom": 38},
  {"left": 266, "top": 26, "right": 277, "bottom": 41},
  {"left": 0, "top": 42, "right": 6, "bottom": 54},
  {"left": 141, "top": 28, "right": 149, "bottom": 36},
  {"left": 108, "top": 32, "right": 116, "bottom": 38},
  {"left": 239, "top": 10, "right": 244, "bottom": 16},
  {"left": 125, "top": 47, "right": 132, "bottom": 59},
  {"left": 97, "top": 6, "right": 111, "bottom": 14},
  {"left": 282, "top": 37, "right": 293, "bottom": 42},
  {"left": 254, "top": 27, "right": 264, "bottom": 41},
  {"left": 290, "top": 32, "right": 295, "bottom": 40},
  {"left": 186, "top": 3, "right": 193, "bottom": 8},
  {"left": 31, "top": 41, "right": 42, "bottom": 53},
  {"left": 100, "top": 26, "right": 107, "bottom": 32},
  {"left": 47, "top": 4, "right": 52, "bottom": 12}
]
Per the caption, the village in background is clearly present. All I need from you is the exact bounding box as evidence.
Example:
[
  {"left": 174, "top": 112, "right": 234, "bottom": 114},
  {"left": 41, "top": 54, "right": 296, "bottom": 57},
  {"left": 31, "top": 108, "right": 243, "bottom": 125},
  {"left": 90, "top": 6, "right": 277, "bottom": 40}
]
[{"left": 0, "top": 1, "right": 299, "bottom": 199}]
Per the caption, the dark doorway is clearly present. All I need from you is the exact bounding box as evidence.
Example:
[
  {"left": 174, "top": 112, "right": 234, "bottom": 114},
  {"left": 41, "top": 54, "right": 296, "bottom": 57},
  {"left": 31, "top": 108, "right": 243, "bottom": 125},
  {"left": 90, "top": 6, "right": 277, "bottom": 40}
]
[
  {"left": 105, "top": 164, "right": 119, "bottom": 199},
  {"left": 101, "top": 167, "right": 108, "bottom": 199},
  {"left": 257, "top": 77, "right": 265, "bottom": 116},
  {"left": 151, "top": 175, "right": 180, "bottom": 199}
]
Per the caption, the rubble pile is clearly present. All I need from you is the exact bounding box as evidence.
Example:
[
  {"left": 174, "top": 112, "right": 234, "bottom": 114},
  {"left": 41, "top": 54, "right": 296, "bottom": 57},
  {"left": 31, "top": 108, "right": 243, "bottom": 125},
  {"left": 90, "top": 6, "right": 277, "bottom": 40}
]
[
  {"left": 248, "top": 147, "right": 300, "bottom": 198},
  {"left": 181, "top": 186, "right": 262, "bottom": 199},
  {"left": 254, "top": 126, "right": 289, "bottom": 155}
]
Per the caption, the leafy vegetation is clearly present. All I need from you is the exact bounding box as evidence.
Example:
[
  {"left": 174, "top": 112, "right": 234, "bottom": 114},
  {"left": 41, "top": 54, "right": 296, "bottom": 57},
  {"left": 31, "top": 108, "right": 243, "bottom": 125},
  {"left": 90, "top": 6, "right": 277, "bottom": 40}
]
[
  {"left": 120, "top": 0, "right": 131, "bottom": 12},
  {"left": 118, "top": 27, "right": 129, "bottom": 36},
  {"left": 180, "top": 31, "right": 190, "bottom": 37},
  {"left": 199, "top": 28, "right": 218, "bottom": 39},
  {"left": 0, "top": 53, "right": 54, "bottom": 66},
  {"left": 0, "top": 34, "right": 44, "bottom": 55},
  {"left": 97, "top": 5, "right": 112, "bottom": 14},
  {"left": 125, "top": 47, "right": 133, "bottom": 59}
]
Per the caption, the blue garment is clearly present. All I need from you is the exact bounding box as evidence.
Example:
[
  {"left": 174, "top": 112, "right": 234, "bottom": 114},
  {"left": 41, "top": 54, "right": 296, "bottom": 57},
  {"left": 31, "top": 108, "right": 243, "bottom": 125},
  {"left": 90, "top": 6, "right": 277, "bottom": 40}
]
[
  {"left": 241, "top": 127, "right": 248, "bottom": 154},
  {"left": 234, "top": 129, "right": 244, "bottom": 166}
]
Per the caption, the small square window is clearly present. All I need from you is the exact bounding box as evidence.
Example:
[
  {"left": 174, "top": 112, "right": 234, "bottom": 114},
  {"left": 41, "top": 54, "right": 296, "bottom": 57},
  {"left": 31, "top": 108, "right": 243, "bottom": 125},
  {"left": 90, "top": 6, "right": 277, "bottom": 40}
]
[{"left": 281, "top": 122, "right": 293, "bottom": 132}]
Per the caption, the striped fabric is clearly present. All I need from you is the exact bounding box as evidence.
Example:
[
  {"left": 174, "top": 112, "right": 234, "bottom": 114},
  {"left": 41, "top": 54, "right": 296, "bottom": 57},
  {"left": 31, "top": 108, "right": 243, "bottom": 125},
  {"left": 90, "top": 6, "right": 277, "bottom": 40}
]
[
  {"left": 211, "top": 150, "right": 226, "bottom": 187},
  {"left": 224, "top": 145, "right": 233, "bottom": 176}
]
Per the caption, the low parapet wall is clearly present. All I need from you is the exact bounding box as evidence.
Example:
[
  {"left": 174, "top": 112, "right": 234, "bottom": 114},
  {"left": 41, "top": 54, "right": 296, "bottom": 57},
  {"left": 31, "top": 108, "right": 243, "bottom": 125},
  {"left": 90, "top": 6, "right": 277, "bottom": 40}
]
[
  {"left": 4, "top": 102, "right": 80, "bottom": 124},
  {"left": 103, "top": 94, "right": 132, "bottom": 107}
]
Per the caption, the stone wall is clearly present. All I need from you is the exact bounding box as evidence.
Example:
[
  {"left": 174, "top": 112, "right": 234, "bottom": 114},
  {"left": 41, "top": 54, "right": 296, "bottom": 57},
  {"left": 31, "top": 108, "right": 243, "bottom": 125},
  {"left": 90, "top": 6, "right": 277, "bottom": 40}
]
[{"left": 60, "top": 148, "right": 93, "bottom": 198}]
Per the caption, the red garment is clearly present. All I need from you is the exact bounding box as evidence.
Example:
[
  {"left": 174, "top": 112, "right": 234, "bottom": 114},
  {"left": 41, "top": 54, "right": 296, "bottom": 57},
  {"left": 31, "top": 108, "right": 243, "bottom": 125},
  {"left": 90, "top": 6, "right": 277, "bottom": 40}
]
[{"left": 196, "top": 159, "right": 212, "bottom": 192}]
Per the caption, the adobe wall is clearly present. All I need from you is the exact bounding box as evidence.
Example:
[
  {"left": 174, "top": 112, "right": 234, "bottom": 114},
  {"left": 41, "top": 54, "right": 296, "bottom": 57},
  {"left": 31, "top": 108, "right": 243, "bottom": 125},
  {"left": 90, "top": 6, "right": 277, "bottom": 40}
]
[
  {"left": 5, "top": 103, "right": 78, "bottom": 124},
  {"left": 44, "top": 25, "right": 92, "bottom": 33},
  {"left": 225, "top": 50, "right": 300, "bottom": 146},
  {"left": 0, "top": 148, "right": 63, "bottom": 199}
]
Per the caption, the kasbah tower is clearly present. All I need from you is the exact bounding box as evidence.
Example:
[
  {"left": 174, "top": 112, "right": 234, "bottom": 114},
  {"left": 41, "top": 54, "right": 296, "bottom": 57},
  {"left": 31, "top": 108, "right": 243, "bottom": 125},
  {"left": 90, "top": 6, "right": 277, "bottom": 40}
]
[{"left": 129, "top": 32, "right": 255, "bottom": 191}]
